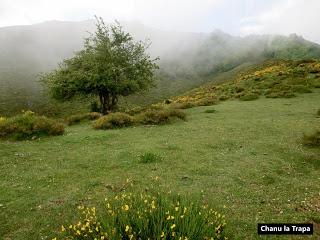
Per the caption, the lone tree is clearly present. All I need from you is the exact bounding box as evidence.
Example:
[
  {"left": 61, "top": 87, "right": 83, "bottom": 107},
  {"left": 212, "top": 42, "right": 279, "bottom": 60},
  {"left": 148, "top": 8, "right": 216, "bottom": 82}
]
[{"left": 41, "top": 17, "right": 159, "bottom": 114}]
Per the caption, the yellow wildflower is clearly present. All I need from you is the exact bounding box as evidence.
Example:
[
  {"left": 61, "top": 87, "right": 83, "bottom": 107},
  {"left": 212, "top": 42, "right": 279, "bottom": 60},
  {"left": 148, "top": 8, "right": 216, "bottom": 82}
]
[
  {"left": 123, "top": 204, "right": 129, "bottom": 211},
  {"left": 170, "top": 224, "right": 176, "bottom": 229},
  {"left": 125, "top": 225, "right": 130, "bottom": 232},
  {"left": 151, "top": 200, "right": 156, "bottom": 209}
]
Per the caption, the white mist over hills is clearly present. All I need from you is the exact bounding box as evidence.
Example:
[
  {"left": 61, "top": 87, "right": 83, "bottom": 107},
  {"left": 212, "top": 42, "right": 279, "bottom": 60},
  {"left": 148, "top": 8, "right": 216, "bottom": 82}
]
[
  {"left": 1, "top": 18, "right": 320, "bottom": 114},
  {"left": 1, "top": 0, "right": 320, "bottom": 44},
  {"left": 0, "top": 19, "right": 317, "bottom": 71}
]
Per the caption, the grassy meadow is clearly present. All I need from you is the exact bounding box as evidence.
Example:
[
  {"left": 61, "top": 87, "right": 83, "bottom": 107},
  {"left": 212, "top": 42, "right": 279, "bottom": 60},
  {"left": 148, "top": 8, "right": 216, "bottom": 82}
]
[{"left": 1, "top": 90, "right": 319, "bottom": 239}]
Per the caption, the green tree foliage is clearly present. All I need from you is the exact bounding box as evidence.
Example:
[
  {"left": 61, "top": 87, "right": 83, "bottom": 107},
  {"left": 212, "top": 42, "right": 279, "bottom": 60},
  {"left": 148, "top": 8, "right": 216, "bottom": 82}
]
[{"left": 41, "top": 17, "right": 159, "bottom": 114}]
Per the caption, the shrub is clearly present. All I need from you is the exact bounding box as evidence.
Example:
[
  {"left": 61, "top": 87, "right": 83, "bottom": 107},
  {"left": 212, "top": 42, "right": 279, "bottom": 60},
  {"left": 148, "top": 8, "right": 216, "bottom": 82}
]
[
  {"left": 265, "top": 91, "right": 296, "bottom": 98},
  {"left": 87, "top": 112, "right": 102, "bottom": 120},
  {"left": 317, "top": 109, "right": 320, "bottom": 117},
  {"left": 235, "top": 86, "right": 245, "bottom": 93},
  {"left": 171, "top": 102, "right": 195, "bottom": 109},
  {"left": 164, "top": 99, "right": 172, "bottom": 104},
  {"left": 312, "top": 81, "right": 320, "bottom": 88},
  {"left": 218, "top": 95, "right": 229, "bottom": 101},
  {"left": 137, "top": 109, "right": 186, "bottom": 125},
  {"left": 239, "top": 93, "right": 259, "bottom": 101},
  {"left": 139, "top": 152, "right": 162, "bottom": 163},
  {"left": 303, "top": 131, "right": 320, "bottom": 146},
  {"left": 0, "top": 111, "right": 64, "bottom": 140},
  {"left": 196, "top": 98, "right": 218, "bottom": 106},
  {"left": 66, "top": 112, "right": 102, "bottom": 125},
  {"left": 168, "top": 109, "right": 187, "bottom": 121},
  {"left": 234, "top": 91, "right": 246, "bottom": 98},
  {"left": 291, "top": 85, "right": 312, "bottom": 93},
  {"left": 125, "top": 106, "right": 145, "bottom": 115},
  {"left": 57, "top": 190, "right": 227, "bottom": 240},
  {"left": 204, "top": 109, "right": 216, "bottom": 113},
  {"left": 93, "top": 112, "right": 134, "bottom": 129},
  {"left": 66, "top": 114, "right": 88, "bottom": 126},
  {"left": 126, "top": 105, "right": 165, "bottom": 116}
]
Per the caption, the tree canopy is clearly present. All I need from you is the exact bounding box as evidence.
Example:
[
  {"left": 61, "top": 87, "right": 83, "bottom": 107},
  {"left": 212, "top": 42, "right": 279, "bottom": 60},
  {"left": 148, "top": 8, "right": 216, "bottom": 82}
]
[{"left": 42, "top": 17, "right": 159, "bottom": 114}]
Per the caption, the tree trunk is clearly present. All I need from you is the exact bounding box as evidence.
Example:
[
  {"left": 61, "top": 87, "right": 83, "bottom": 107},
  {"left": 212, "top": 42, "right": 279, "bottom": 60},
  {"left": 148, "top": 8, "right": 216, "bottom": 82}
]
[
  {"left": 110, "top": 94, "right": 118, "bottom": 111},
  {"left": 99, "top": 92, "right": 118, "bottom": 115},
  {"left": 99, "top": 92, "right": 108, "bottom": 115}
]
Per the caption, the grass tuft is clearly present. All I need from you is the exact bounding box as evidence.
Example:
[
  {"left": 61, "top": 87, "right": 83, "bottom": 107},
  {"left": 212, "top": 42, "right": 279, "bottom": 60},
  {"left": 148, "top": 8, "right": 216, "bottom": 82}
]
[{"left": 139, "top": 152, "right": 162, "bottom": 163}]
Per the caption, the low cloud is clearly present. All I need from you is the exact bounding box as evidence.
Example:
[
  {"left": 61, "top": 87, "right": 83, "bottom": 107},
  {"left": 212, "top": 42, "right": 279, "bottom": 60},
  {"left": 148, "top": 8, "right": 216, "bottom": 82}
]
[
  {"left": 0, "top": 0, "right": 319, "bottom": 44},
  {"left": 239, "top": 0, "right": 320, "bottom": 43}
]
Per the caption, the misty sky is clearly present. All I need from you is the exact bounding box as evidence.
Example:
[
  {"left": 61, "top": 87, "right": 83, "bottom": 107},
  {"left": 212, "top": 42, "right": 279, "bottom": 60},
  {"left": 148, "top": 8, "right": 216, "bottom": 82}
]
[{"left": 1, "top": 0, "right": 320, "bottom": 43}]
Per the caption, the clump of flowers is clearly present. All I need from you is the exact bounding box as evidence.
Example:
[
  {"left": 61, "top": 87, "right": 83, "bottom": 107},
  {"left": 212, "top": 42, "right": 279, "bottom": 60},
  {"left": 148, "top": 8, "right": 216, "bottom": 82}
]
[{"left": 56, "top": 190, "right": 227, "bottom": 239}]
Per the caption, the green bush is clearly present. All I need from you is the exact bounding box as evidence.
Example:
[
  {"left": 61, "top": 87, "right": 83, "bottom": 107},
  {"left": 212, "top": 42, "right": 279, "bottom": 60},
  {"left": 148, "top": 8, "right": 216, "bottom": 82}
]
[
  {"left": 139, "top": 152, "right": 162, "bottom": 163},
  {"left": 57, "top": 190, "right": 227, "bottom": 240},
  {"left": 196, "top": 98, "right": 218, "bottom": 106},
  {"left": 171, "top": 102, "right": 195, "bottom": 109},
  {"left": 218, "top": 95, "right": 229, "bottom": 101},
  {"left": 265, "top": 91, "right": 296, "bottom": 98},
  {"left": 303, "top": 131, "right": 320, "bottom": 146},
  {"left": 137, "top": 109, "right": 186, "bottom": 125},
  {"left": 164, "top": 99, "right": 172, "bottom": 104},
  {"left": 66, "top": 112, "right": 102, "bottom": 125},
  {"left": 235, "top": 86, "right": 245, "bottom": 93},
  {"left": 291, "top": 85, "right": 312, "bottom": 93},
  {"left": 93, "top": 112, "right": 135, "bottom": 129},
  {"left": 66, "top": 114, "right": 88, "bottom": 125},
  {"left": 126, "top": 105, "right": 165, "bottom": 116},
  {"left": 0, "top": 111, "right": 64, "bottom": 140},
  {"left": 239, "top": 93, "right": 259, "bottom": 101},
  {"left": 87, "top": 112, "right": 103, "bottom": 120}
]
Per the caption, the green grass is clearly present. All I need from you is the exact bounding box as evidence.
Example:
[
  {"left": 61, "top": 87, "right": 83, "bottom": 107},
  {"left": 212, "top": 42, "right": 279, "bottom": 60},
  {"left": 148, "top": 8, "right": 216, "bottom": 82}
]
[
  {"left": 139, "top": 152, "right": 162, "bottom": 164},
  {"left": 204, "top": 109, "right": 216, "bottom": 114},
  {"left": 1, "top": 92, "right": 320, "bottom": 239}
]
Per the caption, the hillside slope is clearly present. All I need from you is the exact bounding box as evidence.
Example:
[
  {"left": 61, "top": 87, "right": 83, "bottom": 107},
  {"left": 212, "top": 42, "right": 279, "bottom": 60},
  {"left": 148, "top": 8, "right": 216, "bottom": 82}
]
[{"left": 170, "top": 59, "right": 320, "bottom": 106}]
